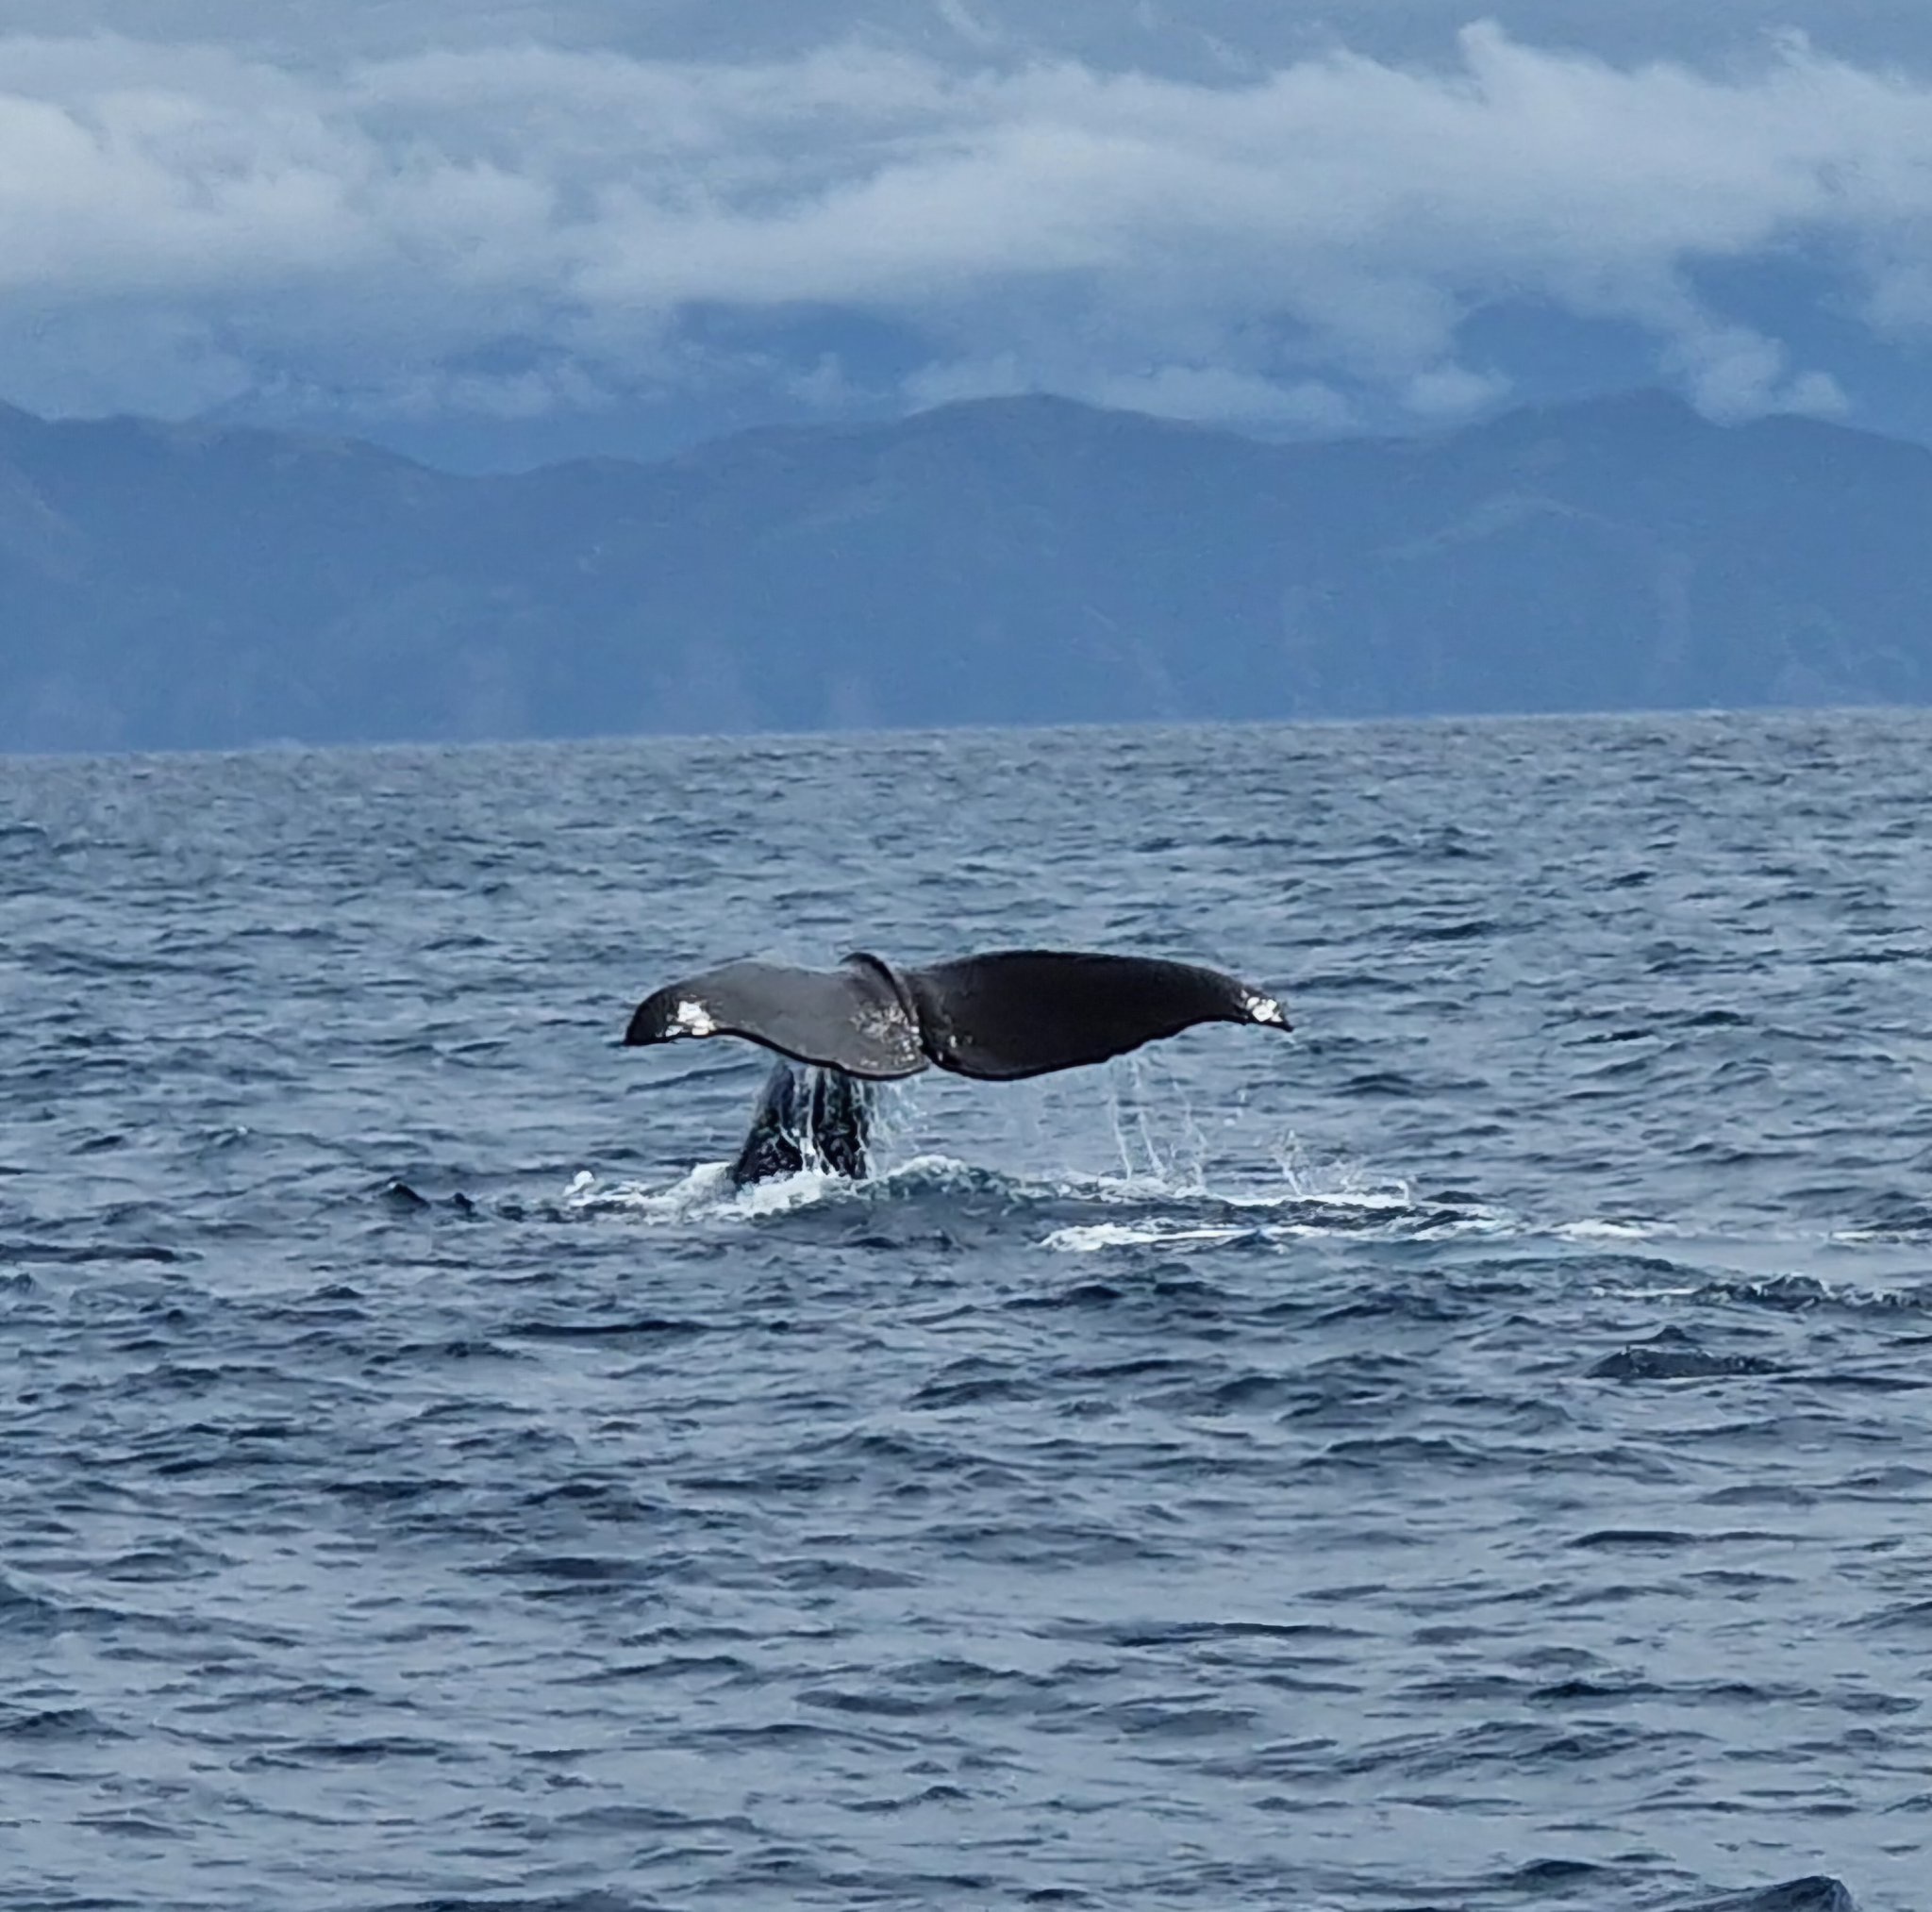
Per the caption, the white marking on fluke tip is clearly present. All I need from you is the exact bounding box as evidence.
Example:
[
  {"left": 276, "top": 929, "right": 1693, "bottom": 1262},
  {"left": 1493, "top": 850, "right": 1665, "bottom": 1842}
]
[
  {"left": 1243, "top": 992, "right": 1286, "bottom": 1026},
  {"left": 674, "top": 998, "right": 717, "bottom": 1037}
]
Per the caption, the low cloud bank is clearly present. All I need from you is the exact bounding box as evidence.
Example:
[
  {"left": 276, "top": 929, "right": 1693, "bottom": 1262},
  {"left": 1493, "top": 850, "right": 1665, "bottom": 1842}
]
[{"left": 0, "top": 24, "right": 1923, "bottom": 430}]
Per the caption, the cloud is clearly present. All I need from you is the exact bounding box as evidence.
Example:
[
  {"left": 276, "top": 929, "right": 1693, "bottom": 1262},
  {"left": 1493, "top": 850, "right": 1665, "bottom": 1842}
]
[{"left": 0, "top": 23, "right": 1929, "bottom": 434}]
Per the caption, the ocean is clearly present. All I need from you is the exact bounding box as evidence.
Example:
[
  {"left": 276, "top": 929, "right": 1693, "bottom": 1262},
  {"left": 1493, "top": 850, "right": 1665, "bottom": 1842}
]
[{"left": 2, "top": 710, "right": 1927, "bottom": 1910}]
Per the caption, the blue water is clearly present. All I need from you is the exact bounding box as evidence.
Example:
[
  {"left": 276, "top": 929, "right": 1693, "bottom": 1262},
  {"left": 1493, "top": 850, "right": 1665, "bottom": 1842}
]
[{"left": 3, "top": 712, "right": 1928, "bottom": 1911}]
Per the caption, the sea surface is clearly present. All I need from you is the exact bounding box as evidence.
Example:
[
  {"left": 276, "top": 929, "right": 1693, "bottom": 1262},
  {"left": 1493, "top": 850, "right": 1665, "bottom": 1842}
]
[{"left": 3, "top": 711, "right": 1929, "bottom": 1912}]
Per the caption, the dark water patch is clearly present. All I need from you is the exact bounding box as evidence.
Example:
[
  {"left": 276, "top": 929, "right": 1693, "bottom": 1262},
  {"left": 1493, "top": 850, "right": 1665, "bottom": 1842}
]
[
  {"left": 478, "top": 1551, "right": 675, "bottom": 1593},
  {"left": 377, "top": 1894, "right": 644, "bottom": 1912},
  {"left": 1572, "top": 1023, "right": 1654, "bottom": 1045},
  {"left": 1477, "top": 1855, "right": 1615, "bottom": 1894},
  {"left": 1407, "top": 916, "right": 1505, "bottom": 941},
  {"left": 1569, "top": 1527, "right": 1785, "bottom": 1553},
  {"left": 1342, "top": 1716, "right": 1666, "bottom": 1780},
  {"left": 77, "top": 1813, "right": 193, "bottom": 1841},
  {"left": 571, "top": 1652, "right": 754, "bottom": 1685},
  {"left": 0, "top": 1575, "right": 98, "bottom": 1638},
  {"left": 1854, "top": 1598, "right": 1932, "bottom": 1633},
  {"left": 1774, "top": 1368, "right": 1927, "bottom": 1394},
  {"left": 1838, "top": 1462, "right": 1932, "bottom": 1493},
  {"left": 1005, "top": 1279, "right": 1129, "bottom": 1309},
  {"left": 1045, "top": 1616, "right": 1371, "bottom": 1650},
  {"left": 1682, "top": 1878, "right": 1858, "bottom": 1912},
  {"left": 1591, "top": 1328, "right": 1785, "bottom": 1381},
  {"left": 1177, "top": 1369, "right": 1306, "bottom": 1413},
  {"left": 1306, "top": 1433, "right": 1491, "bottom": 1472},
  {"left": 0, "top": 1705, "right": 126, "bottom": 1741},
  {"left": 505, "top": 1314, "right": 707, "bottom": 1343},
  {"left": 1085, "top": 1696, "right": 1263, "bottom": 1739},
  {"left": 1342, "top": 1069, "right": 1440, "bottom": 1097},
  {"left": 98, "top": 1538, "right": 234, "bottom": 1580},
  {"left": 0, "top": 1238, "right": 193, "bottom": 1265},
  {"left": 1297, "top": 1281, "right": 1476, "bottom": 1326},
  {"left": 330, "top": 1472, "right": 467, "bottom": 1506},
  {"left": 908, "top": 1360, "right": 1035, "bottom": 1408}
]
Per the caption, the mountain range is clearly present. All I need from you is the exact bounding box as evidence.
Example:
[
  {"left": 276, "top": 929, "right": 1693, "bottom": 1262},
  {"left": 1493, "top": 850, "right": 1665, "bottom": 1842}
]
[{"left": 4, "top": 390, "right": 1930, "bottom": 753}]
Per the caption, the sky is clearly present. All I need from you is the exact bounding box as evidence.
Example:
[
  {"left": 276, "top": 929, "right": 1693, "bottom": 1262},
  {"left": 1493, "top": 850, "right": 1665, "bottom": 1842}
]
[{"left": 8, "top": 1, "right": 1932, "bottom": 468}]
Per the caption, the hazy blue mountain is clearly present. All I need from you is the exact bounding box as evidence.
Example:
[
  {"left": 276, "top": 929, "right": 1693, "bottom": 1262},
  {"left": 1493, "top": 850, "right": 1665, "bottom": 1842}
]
[{"left": 5, "top": 390, "right": 1932, "bottom": 752}]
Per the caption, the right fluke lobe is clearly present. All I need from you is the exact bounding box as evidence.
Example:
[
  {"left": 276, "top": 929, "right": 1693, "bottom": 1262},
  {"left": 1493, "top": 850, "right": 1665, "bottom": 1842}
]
[{"left": 900, "top": 950, "right": 1290, "bottom": 1080}]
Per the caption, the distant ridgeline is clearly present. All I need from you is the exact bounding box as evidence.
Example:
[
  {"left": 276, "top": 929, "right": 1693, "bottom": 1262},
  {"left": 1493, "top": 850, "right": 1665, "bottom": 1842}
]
[{"left": 4, "top": 390, "right": 1930, "bottom": 752}]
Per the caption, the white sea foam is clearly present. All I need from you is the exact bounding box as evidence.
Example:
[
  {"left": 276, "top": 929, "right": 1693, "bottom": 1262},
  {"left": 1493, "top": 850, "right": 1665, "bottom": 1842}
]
[
  {"left": 1042, "top": 1221, "right": 1267, "bottom": 1254},
  {"left": 560, "top": 1159, "right": 858, "bottom": 1222},
  {"left": 1555, "top": 1217, "right": 1667, "bottom": 1241}
]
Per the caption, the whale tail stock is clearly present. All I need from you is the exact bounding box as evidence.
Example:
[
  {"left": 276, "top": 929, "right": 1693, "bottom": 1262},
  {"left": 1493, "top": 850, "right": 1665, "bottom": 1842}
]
[
  {"left": 624, "top": 947, "right": 1291, "bottom": 1186},
  {"left": 730, "top": 1059, "right": 875, "bottom": 1186}
]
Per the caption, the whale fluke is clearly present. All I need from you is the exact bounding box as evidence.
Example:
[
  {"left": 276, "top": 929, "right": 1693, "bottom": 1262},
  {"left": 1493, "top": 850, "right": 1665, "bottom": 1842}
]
[
  {"left": 625, "top": 948, "right": 1291, "bottom": 1185},
  {"left": 625, "top": 948, "right": 1289, "bottom": 1082}
]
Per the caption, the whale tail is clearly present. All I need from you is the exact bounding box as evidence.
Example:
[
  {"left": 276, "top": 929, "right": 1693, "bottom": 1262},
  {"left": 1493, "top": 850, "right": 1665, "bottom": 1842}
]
[
  {"left": 625, "top": 949, "right": 1288, "bottom": 1080},
  {"left": 625, "top": 947, "right": 1291, "bottom": 1185}
]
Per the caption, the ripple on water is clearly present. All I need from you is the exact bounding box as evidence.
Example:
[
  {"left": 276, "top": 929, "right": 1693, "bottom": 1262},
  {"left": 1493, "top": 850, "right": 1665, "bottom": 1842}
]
[{"left": 4, "top": 714, "right": 1930, "bottom": 1910}]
